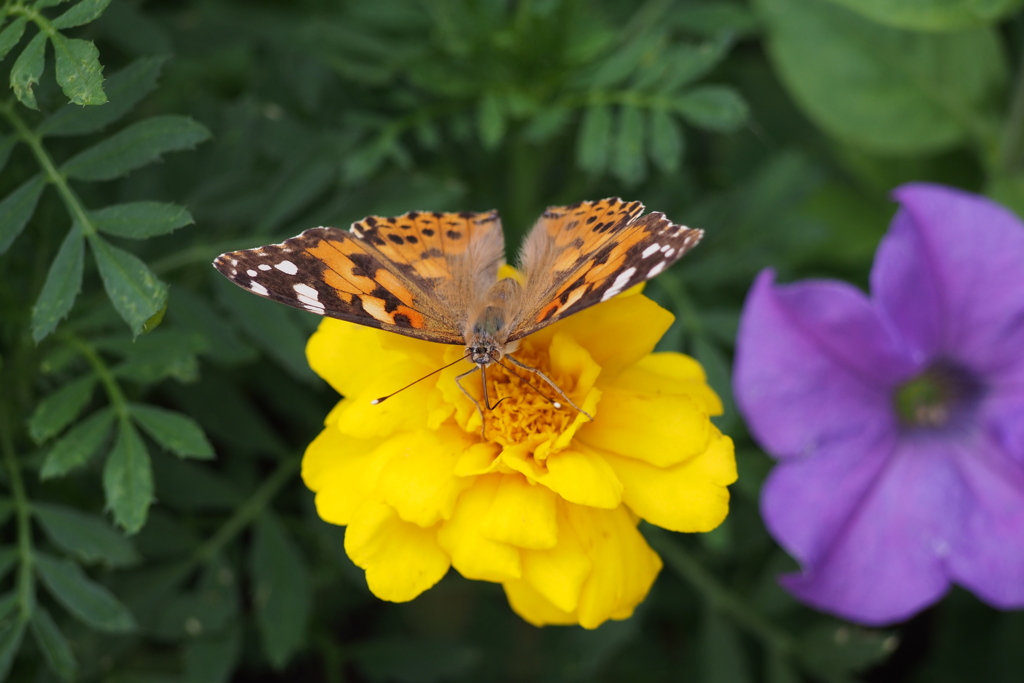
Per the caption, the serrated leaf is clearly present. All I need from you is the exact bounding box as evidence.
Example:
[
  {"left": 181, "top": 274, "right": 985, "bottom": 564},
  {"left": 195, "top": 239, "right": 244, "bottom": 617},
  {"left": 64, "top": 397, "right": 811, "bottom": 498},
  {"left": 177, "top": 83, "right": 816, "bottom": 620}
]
[
  {"left": 675, "top": 86, "right": 749, "bottom": 132},
  {"left": 576, "top": 104, "right": 612, "bottom": 174},
  {"left": 649, "top": 108, "right": 684, "bottom": 172},
  {"left": 251, "top": 514, "right": 311, "bottom": 668},
  {"left": 0, "top": 17, "right": 28, "bottom": 61},
  {"left": 129, "top": 403, "right": 214, "bottom": 459},
  {"left": 52, "top": 0, "right": 113, "bottom": 29},
  {"left": 11, "top": 31, "right": 47, "bottom": 109},
  {"left": 50, "top": 33, "right": 107, "bottom": 106},
  {"left": 103, "top": 419, "right": 154, "bottom": 534},
  {"left": 31, "top": 224, "right": 85, "bottom": 342},
  {"left": 478, "top": 92, "right": 506, "bottom": 150},
  {"left": 34, "top": 553, "right": 137, "bottom": 632},
  {"left": 0, "top": 607, "right": 27, "bottom": 682},
  {"left": 88, "top": 234, "right": 168, "bottom": 336},
  {"left": 0, "top": 173, "right": 46, "bottom": 254},
  {"left": 612, "top": 105, "right": 646, "bottom": 185},
  {"left": 91, "top": 201, "right": 193, "bottom": 238},
  {"left": 30, "top": 606, "right": 77, "bottom": 682},
  {"left": 29, "top": 374, "right": 96, "bottom": 443},
  {"left": 33, "top": 502, "right": 139, "bottom": 567},
  {"left": 40, "top": 55, "right": 167, "bottom": 137},
  {"left": 102, "top": 328, "right": 203, "bottom": 384},
  {"left": 41, "top": 408, "right": 115, "bottom": 479},
  {"left": 62, "top": 115, "right": 211, "bottom": 181}
]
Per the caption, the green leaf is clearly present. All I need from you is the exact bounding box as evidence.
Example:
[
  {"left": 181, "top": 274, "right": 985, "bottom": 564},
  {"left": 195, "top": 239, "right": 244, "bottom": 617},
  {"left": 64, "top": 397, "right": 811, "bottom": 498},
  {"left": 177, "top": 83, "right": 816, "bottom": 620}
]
[
  {"left": 91, "top": 201, "right": 193, "bottom": 238},
  {"left": 0, "top": 173, "right": 46, "bottom": 254},
  {"left": 34, "top": 553, "right": 137, "bottom": 632},
  {"left": 185, "top": 625, "right": 241, "bottom": 683},
  {"left": 674, "top": 85, "right": 749, "bottom": 132},
  {"left": 52, "top": 0, "right": 113, "bottom": 28},
  {"left": 757, "top": 0, "right": 1006, "bottom": 153},
  {"left": 33, "top": 502, "right": 140, "bottom": 567},
  {"left": 31, "top": 224, "right": 85, "bottom": 343},
  {"left": 821, "top": 0, "right": 1023, "bottom": 30},
  {"left": 88, "top": 234, "right": 168, "bottom": 336},
  {"left": 478, "top": 92, "right": 506, "bottom": 150},
  {"left": 50, "top": 33, "right": 107, "bottom": 106},
  {"left": 657, "top": 36, "right": 735, "bottom": 92},
  {"left": 523, "top": 106, "right": 570, "bottom": 143},
  {"left": 108, "top": 329, "right": 202, "bottom": 384},
  {"left": 612, "top": 105, "right": 646, "bottom": 185},
  {"left": 129, "top": 403, "right": 214, "bottom": 460},
  {"left": 648, "top": 109, "right": 684, "bottom": 172},
  {"left": 62, "top": 115, "right": 212, "bottom": 181},
  {"left": 28, "top": 373, "right": 96, "bottom": 443},
  {"left": 11, "top": 31, "right": 47, "bottom": 110},
  {"left": 250, "top": 514, "right": 311, "bottom": 668},
  {"left": 0, "top": 549, "right": 16, "bottom": 580},
  {"left": 0, "top": 135, "right": 15, "bottom": 173},
  {"left": 40, "top": 55, "right": 167, "bottom": 137},
  {"left": 0, "top": 17, "right": 28, "bottom": 61},
  {"left": 41, "top": 408, "right": 114, "bottom": 479},
  {"left": 576, "top": 104, "right": 612, "bottom": 174},
  {"left": 798, "top": 623, "right": 897, "bottom": 677},
  {"left": 583, "top": 35, "right": 656, "bottom": 89},
  {"left": 0, "top": 604, "right": 27, "bottom": 682},
  {"left": 30, "top": 606, "right": 76, "bottom": 682},
  {"left": 103, "top": 419, "right": 154, "bottom": 534}
]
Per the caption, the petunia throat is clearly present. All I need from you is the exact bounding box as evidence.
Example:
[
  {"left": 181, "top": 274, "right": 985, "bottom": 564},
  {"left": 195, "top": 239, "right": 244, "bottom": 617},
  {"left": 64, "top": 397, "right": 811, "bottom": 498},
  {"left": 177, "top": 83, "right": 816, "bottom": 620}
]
[{"left": 893, "top": 360, "right": 985, "bottom": 431}]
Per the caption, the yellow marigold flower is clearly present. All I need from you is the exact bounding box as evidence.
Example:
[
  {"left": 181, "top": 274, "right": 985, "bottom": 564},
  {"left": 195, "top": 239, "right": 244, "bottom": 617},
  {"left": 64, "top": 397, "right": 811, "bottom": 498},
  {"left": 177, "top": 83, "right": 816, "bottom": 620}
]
[{"left": 302, "top": 286, "right": 737, "bottom": 628}]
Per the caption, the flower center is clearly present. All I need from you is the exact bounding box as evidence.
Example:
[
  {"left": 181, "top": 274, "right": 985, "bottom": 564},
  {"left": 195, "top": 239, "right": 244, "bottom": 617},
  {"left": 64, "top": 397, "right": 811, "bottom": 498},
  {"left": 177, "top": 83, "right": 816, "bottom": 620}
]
[
  {"left": 483, "top": 349, "right": 579, "bottom": 448},
  {"left": 893, "top": 360, "right": 983, "bottom": 430}
]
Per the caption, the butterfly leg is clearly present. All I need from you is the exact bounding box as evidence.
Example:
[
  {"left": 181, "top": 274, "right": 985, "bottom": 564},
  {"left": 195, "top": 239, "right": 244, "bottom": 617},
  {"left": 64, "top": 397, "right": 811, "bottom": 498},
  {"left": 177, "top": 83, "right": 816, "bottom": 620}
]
[
  {"left": 456, "top": 365, "right": 489, "bottom": 437},
  {"left": 503, "top": 354, "right": 594, "bottom": 420}
]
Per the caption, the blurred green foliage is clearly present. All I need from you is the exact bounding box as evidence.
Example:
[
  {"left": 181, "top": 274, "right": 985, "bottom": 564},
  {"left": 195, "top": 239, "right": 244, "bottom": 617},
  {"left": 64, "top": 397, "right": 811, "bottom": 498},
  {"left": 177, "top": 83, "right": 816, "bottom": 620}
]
[{"left": 1, "top": 0, "right": 1022, "bottom": 681}]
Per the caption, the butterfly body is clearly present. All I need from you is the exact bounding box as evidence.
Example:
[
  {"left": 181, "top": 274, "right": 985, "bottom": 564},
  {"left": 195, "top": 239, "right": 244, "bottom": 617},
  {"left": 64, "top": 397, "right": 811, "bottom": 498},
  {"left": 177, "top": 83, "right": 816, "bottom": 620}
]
[{"left": 214, "top": 198, "right": 703, "bottom": 413}]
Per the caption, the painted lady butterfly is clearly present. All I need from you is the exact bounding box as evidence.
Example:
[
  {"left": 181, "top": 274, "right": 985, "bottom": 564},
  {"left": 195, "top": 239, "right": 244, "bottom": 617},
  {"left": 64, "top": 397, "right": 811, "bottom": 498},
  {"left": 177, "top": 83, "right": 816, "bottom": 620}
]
[{"left": 213, "top": 197, "right": 702, "bottom": 416}]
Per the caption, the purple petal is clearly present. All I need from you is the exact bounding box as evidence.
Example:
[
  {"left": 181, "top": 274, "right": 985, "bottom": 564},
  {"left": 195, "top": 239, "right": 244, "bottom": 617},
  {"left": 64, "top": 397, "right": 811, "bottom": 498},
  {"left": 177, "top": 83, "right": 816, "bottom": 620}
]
[
  {"left": 873, "top": 183, "right": 1024, "bottom": 375},
  {"left": 779, "top": 436, "right": 966, "bottom": 626},
  {"left": 734, "top": 270, "right": 909, "bottom": 458},
  {"left": 983, "top": 388, "right": 1024, "bottom": 467},
  {"left": 946, "top": 432, "right": 1024, "bottom": 608},
  {"left": 760, "top": 422, "right": 894, "bottom": 568}
]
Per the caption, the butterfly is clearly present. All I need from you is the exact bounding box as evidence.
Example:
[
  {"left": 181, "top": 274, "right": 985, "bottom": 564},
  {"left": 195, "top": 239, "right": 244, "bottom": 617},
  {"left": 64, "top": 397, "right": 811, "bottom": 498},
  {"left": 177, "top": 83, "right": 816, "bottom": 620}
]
[{"left": 213, "top": 197, "right": 703, "bottom": 421}]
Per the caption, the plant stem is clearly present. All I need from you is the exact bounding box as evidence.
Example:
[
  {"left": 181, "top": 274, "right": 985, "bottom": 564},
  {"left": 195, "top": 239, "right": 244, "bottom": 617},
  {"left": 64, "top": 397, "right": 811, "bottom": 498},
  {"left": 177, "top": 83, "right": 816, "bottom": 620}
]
[
  {"left": 63, "top": 335, "right": 129, "bottom": 419},
  {"left": 191, "top": 456, "right": 301, "bottom": 565},
  {"left": 0, "top": 98, "right": 97, "bottom": 235},
  {"left": 0, "top": 399, "right": 35, "bottom": 623}
]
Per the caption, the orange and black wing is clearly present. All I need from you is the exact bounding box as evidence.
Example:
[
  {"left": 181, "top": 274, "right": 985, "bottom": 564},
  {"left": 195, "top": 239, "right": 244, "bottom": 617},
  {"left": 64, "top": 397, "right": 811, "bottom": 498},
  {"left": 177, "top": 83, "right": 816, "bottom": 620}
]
[
  {"left": 213, "top": 210, "right": 504, "bottom": 345},
  {"left": 508, "top": 198, "right": 702, "bottom": 341}
]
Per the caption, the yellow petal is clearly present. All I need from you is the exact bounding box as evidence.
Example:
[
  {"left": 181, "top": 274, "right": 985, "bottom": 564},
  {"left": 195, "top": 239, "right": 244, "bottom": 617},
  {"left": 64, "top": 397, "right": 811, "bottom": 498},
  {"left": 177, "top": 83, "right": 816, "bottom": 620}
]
[
  {"left": 518, "top": 503, "right": 591, "bottom": 613},
  {"left": 377, "top": 428, "right": 475, "bottom": 527},
  {"left": 454, "top": 441, "right": 502, "bottom": 476},
  {"left": 605, "top": 430, "right": 737, "bottom": 532},
  {"left": 344, "top": 500, "right": 450, "bottom": 602},
  {"left": 308, "top": 319, "right": 452, "bottom": 439},
  {"left": 566, "top": 505, "right": 663, "bottom": 629},
  {"left": 576, "top": 386, "right": 712, "bottom": 467},
  {"left": 302, "top": 425, "right": 385, "bottom": 526},
  {"left": 437, "top": 475, "right": 522, "bottom": 583},
  {"left": 537, "top": 446, "right": 623, "bottom": 509},
  {"left": 526, "top": 293, "right": 673, "bottom": 380},
  {"left": 480, "top": 474, "right": 558, "bottom": 549},
  {"left": 503, "top": 579, "right": 579, "bottom": 627},
  {"left": 612, "top": 352, "right": 723, "bottom": 415}
]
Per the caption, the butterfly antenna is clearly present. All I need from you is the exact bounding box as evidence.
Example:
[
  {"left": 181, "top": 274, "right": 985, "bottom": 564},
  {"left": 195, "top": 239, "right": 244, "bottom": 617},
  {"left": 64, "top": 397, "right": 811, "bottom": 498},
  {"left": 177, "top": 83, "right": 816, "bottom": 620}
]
[
  {"left": 496, "top": 359, "right": 562, "bottom": 409},
  {"left": 499, "top": 355, "right": 593, "bottom": 420},
  {"left": 371, "top": 353, "right": 471, "bottom": 405}
]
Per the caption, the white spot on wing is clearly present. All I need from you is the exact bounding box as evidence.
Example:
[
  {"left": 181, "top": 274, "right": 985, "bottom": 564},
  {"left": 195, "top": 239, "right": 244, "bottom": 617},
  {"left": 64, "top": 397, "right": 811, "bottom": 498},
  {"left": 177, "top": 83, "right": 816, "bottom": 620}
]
[
  {"left": 294, "top": 283, "right": 319, "bottom": 300},
  {"left": 642, "top": 244, "right": 660, "bottom": 258},
  {"left": 648, "top": 261, "right": 667, "bottom": 278},
  {"left": 601, "top": 266, "right": 636, "bottom": 301},
  {"left": 250, "top": 282, "right": 269, "bottom": 296},
  {"left": 275, "top": 260, "right": 298, "bottom": 275},
  {"left": 247, "top": 269, "right": 257, "bottom": 276},
  {"left": 258, "top": 264, "right": 272, "bottom": 271}
]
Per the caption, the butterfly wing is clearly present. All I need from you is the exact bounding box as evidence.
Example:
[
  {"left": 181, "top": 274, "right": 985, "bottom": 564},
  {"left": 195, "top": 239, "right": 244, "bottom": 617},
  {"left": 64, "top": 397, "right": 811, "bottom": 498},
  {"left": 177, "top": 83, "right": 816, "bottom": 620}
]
[
  {"left": 213, "top": 210, "right": 504, "bottom": 345},
  {"left": 507, "top": 197, "right": 702, "bottom": 341}
]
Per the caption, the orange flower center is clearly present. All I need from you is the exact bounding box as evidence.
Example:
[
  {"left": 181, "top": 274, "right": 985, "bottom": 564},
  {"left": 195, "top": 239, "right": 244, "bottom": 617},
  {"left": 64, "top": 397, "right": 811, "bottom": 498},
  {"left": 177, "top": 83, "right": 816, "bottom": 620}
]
[{"left": 480, "top": 347, "right": 581, "bottom": 449}]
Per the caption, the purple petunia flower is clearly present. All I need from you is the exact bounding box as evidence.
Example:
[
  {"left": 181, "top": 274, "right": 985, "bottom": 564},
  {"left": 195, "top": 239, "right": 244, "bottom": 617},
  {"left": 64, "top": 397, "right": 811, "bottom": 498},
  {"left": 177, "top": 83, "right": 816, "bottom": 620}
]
[{"left": 734, "top": 183, "right": 1024, "bottom": 626}]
